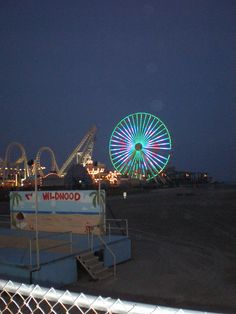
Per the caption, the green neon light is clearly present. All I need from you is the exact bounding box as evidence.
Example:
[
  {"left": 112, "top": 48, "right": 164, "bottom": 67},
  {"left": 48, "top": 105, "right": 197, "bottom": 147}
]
[{"left": 109, "top": 112, "right": 172, "bottom": 179}]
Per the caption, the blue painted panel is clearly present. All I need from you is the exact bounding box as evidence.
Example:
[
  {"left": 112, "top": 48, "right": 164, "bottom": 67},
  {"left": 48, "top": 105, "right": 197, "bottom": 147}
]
[
  {"left": 104, "top": 237, "right": 131, "bottom": 267},
  {"left": 0, "top": 263, "right": 29, "bottom": 284},
  {"left": 0, "top": 256, "right": 77, "bottom": 287},
  {"left": 32, "top": 257, "right": 77, "bottom": 287}
]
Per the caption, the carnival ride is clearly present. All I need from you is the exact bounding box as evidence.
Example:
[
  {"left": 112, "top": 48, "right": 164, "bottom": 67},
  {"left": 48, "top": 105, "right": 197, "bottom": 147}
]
[
  {"left": 2, "top": 142, "right": 29, "bottom": 183},
  {"left": 35, "top": 147, "right": 59, "bottom": 177},
  {"left": 0, "top": 126, "right": 97, "bottom": 186},
  {"left": 109, "top": 112, "right": 172, "bottom": 180},
  {"left": 58, "top": 126, "right": 96, "bottom": 177}
]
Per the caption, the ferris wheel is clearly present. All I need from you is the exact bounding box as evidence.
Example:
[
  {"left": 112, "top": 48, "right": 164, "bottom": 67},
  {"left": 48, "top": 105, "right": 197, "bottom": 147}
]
[{"left": 109, "top": 112, "right": 172, "bottom": 180}]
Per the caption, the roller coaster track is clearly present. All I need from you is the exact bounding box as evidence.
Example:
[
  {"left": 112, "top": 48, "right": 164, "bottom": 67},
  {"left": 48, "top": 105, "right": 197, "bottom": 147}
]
[
  {"left": 35, "top": 146, "right": 59, "bottom": 177},
  {"left": 1, "top": 126, "right": 97, "bottom": 182},
  {"left": 58, "top": 126, "right": 97, "bottom": 176},
  {"left": 3, "top": 142, "right": 29, "bottom": 180}
]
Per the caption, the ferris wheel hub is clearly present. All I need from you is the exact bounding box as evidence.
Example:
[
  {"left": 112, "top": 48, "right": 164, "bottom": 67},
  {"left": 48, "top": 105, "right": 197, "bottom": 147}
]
[{"left": 135, "top": 143, "right": 142, "bottom": 151}]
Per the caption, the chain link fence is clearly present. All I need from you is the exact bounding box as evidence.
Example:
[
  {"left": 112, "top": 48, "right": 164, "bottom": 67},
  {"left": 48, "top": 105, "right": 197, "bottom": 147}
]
[{"left": 0, "top": 279, "right": 218, "bottom": 314}]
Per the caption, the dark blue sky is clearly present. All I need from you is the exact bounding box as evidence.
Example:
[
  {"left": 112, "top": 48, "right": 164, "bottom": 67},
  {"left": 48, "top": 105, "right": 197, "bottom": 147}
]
[{"left": 1, "top": 0, "right": 235, "bottom": 181}]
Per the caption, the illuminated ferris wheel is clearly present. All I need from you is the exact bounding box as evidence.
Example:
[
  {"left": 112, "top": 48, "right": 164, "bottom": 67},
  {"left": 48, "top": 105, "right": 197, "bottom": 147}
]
[{"left": 109, "top": 112, "right": 172, "bottom": 180}]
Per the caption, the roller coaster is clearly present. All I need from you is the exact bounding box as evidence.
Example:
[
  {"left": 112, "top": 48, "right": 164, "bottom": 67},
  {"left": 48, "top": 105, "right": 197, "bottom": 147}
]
[{"left": 0, "top": 126, "right": 97, "bottom": 186}]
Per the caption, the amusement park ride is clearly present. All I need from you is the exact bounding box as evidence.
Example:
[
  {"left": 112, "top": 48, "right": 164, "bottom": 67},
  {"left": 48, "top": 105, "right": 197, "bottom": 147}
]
[
  {"left": 109, "top": 112, "right": 172, "bottom": 180},
  {"left": 0, "top": 126, "right": 97, "bottom": 187},
  {"left": 0, "top": 113, "right": 209, "bottom": 188}
]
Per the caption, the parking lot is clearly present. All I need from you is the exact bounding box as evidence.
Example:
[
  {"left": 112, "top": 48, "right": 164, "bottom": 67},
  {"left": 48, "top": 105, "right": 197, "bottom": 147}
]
[{"left": 66, "top": 185, "right": 236, "bottom": 314}]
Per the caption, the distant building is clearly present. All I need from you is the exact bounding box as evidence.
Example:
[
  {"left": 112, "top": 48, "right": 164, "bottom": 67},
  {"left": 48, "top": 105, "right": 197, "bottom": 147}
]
[
  {"left": 64, "top": 164, "right": 93, "bottom": 189},
  {"left": 42, "top": 173, "right": 64, "bottom": 187}
]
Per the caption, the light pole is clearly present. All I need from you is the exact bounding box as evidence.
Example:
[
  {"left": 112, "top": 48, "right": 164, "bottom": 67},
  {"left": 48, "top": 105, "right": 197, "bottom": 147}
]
[
  {"left": 98, "top": 167, "right": 101, "bottom": 210},
  {"left": 98, "top": 166, "right": 105, "bottom": 234},
  {"left": 28, "top": 159, "right": 40, "bottom": 268},
  {"left": 34, "top": 161, "right": 39, "bottom": 268}
]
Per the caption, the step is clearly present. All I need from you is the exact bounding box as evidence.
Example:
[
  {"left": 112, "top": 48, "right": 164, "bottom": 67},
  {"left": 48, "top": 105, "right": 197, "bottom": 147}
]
[
  {"left": 77, "top": 254, "right": 99, "bottom": 264},
  {"left": 76, "top": 251, "right": 115, "bottom": 281},
  {"left": 79, "top": 251, "right": 94, "bottom": 257},
  {"left": 78, "top": 251, "right": 96, "bottom": 259},
  {"left": 97, "top": 268, "right": 114, "bottom": 280},
  {"left": 85, "top": 257, "right": 101, "bottom": 267},
  {"left": 88, "top": 262, "right": 104, "bottom": 272},
  {"left": 91, "top": 266, "right": 109, "bottom": 275}
]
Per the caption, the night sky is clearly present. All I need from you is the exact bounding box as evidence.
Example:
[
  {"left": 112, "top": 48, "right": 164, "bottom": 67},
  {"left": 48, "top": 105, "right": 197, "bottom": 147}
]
[{"left": 1, "top": 1, "right": 235, "bottom": 182}]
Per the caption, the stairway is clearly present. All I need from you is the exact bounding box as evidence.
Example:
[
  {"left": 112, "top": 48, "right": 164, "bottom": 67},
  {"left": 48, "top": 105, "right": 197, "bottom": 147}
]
[{"left": 76, "top": 251, "right": 114, "bottom": 280}]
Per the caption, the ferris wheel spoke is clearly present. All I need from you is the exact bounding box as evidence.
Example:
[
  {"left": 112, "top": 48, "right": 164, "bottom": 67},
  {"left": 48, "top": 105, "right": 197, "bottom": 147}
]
[
  {"left": 156, "top": 147, "right": 172, "bottom": 150},
  {"left": 115, "top": 130, "right": 132, "bottom": 144},
  {"left": 146, "top": 125, "right": 166, "bottom": 142},
  {"left": 128, "top": 156, "right": 138, "bottom": 174},
  {"left": 146, "top": 121, "right": 165, "bottom": 140},
  {"left": 145, "top": 147, "right": 169, "bottom": 160},
  {"left": 148, "top": 135, "right": 169, "bottom": 144},
  {"left": 135, "top": 113, "right": 142, "bottom": 135},
  {"left": 118, "top": 120, "right": 135, "bottom": 140},
  {"left": 113, "top": 153, "right": 133, "bottom": 169},
  {"left": 144, "top": 149, "right": 169, "bottom": 167},
  {"left": 138, "top": 113, "right": 143, "bottom": 135},
  {"left": 135, "top": 113, "right": 140, "bottom": 134},
  {"left": 146, "top": 155, "right": 170, "bottom": 172},
  {"left": 116, "top": 160, "right": 128, "bottom": 173},
  {"left": 112, "top": 131, "right": 128, "bottom": 142},
  {"left": 110, "top": 141, "right": 131, "bottom": 149},
  {"left": 143, "top": 116, "right": 157, "bottom": 139},
  {"left": 140, "top": 113, "right": 148, "bottom": 135},
  {"left": 142, "top": 151, "right": 164, "bottom": 177},
  {"left": 115, "top": 127, "right": 133, "bottom": 143},
  {"left": 140, "top": 157, "right": 151, "bottom": 175},
  {"left": 156, "top": 143, "right": 171, "bottom": 149},
  {"left": 110, "top": 143, "right": 129, "bottom": 150},
  {"left": 147, "top": 129, "right": 171, "bottom": 145},
  {"left": 109, "top": 141, "right": 130, "bottom": 149},
  {"left": 144, "top": 154, "right": 162, "bottom": 174},
  {"left": 126, "top": 117, "right": 136, "bottom": 138},
  {"left": 131, "top": 114, "right": 138, "bottom": 135},
  {"left": 115, "top": 140, "right": 132, "bottom": 150},
  {"left": 112, "top": 148, "right": 132, "bottom": 161},
  {"left": 147, "top": 139, "right": 171, "bottom": 150},
  {"left": 137, "top": 112, "right": 145, "bottom": 136},
  {"left": 147, "top": 161, "right": 163, "bottom": 174},
  {"left": 146, "top": 137, "right": 171, "bottom": 149},
  {"left": 147, "top": 129, "right": 167, "bottom": 143},
  {"left": 121, "top": 121, "right": 134, "bottom": 140},
  {"left": 110, "top": 150, "right": 127, "bottom": 158},
  {"left": 146, "top": 117, "right": 163, "bottom": 138},
  {"left": 121, "top": 152, "right": 137, "bottom": 174},
  {"left": 147, "top": 117, "right": 161, "bottom": 135},
  {"left": 153, "top": 153, "right": 169, "bottom": 161},
  {"left": 142, "top": 114, "right": 152, "bottom": 136},
  {"left": 110, "top": 137, "right": 130, "bottom": 145},
  {"left": 147, "top": 154, "right": 170, "bottom": 171},
  {"left": 111, "top": 152, "right": 131, "bottom": 164}
]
